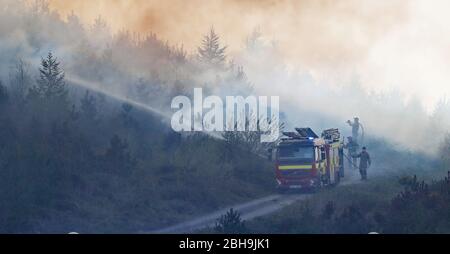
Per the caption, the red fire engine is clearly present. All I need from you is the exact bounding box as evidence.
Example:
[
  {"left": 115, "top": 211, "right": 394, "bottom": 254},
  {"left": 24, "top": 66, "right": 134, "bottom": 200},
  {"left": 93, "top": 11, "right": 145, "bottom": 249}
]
[{"left": 273, "top": 128, "right": 344, "bottom": 191}]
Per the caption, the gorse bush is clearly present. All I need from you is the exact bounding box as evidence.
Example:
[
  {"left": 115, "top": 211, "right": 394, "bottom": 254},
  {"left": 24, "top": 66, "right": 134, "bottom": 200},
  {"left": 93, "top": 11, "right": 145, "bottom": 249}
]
[
  {"left": 0, "top": 51, "right": 274, "bottom": 233},
  {"left": 0, "top": 0, "right": 280, "bottom": 233},
  {"left": 440, "top": 135, "right": 450, "bottom": 169},
  {"left": 249, "top": 173, "right": 450, "bottom": 234},
  {"left": 214, "top": 209, "right": 248, "bottom": 234}
]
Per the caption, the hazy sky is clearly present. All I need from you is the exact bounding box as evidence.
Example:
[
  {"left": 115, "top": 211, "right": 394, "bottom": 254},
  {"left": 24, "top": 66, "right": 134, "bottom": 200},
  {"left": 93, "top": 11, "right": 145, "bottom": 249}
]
[{"left": 47, "top": 0, "right": 450, "bottom": 111}]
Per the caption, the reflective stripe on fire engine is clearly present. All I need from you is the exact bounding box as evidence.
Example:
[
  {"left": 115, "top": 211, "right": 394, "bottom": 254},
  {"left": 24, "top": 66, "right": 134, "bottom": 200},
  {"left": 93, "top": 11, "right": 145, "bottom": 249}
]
[
  {"left": 331, "top": 143, "right": 341, "bottom": 148},
  {"left": 278, "top": 165, "right": 312, "bottom": 170}
]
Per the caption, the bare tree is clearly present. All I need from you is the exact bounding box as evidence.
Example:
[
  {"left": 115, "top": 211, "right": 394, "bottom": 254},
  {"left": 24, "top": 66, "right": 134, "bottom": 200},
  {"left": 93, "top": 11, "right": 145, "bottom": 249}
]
[
  {"left": 9, "top": 59, "right": 31, "bottom": 105},
  {"left": 222, "top": 112, "right": 284, "bottom": 156},
  {"left": 0, "top": 80, "right": 8, "bottom": 106}
]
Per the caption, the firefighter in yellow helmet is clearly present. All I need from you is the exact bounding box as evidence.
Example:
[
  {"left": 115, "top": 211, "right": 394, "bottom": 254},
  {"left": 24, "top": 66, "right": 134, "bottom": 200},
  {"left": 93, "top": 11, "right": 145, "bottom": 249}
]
[{"left": 355, "top": 147, "right": 371, "bottom": 180}]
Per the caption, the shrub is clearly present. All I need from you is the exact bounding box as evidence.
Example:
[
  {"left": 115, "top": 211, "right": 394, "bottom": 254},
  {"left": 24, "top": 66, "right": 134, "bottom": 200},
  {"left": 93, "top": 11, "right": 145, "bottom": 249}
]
[{"left": 214, "top": 209, "right": 248, "bottom": 234}]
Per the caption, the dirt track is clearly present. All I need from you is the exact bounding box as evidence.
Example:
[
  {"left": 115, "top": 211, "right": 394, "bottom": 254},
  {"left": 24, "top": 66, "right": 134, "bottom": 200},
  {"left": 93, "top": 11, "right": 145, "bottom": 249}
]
[
  {"left": 147, "top": 170, "right": 361, "bottom": 234},
  {"left": 148, "top": 193, "right": 311, "bottom": 234}
]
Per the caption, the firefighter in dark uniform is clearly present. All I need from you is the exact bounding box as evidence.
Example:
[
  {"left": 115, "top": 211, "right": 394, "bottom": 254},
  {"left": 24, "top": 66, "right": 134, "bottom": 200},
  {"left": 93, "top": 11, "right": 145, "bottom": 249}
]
[
  {"left": 344, "top": 136, "right": 359, "bottom": 169},
  {"left": 355, "top": 147, "right": 371, "bottom": 180}
]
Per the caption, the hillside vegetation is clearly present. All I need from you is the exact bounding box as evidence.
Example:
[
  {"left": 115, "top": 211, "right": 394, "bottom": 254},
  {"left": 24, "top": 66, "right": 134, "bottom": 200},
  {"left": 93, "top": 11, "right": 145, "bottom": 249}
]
[
  {"left": 247, "top": 166, "right": 450, "bottom": 234},
  {"left": 0, "top": 1, "right": 273, "bottom": 233}
]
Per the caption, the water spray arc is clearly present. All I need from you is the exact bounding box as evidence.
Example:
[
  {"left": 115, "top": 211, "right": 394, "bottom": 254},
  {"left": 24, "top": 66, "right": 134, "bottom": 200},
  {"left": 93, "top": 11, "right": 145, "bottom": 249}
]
[
  {"left": 66, "top": 75, "right": 224, "bottom": 140},
  {"left": 66, "top": 75, "right": 168, "bottom": 118}
]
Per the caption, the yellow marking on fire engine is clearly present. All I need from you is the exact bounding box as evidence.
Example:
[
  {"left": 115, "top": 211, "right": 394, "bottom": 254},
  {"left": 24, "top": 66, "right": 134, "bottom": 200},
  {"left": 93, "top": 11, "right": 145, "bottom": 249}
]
[
  {"left": 332, "top": 143, "right": 341, "bottom": 148},
  {"left": 278, "top": 165, "right": 312, "bottom": 170}
]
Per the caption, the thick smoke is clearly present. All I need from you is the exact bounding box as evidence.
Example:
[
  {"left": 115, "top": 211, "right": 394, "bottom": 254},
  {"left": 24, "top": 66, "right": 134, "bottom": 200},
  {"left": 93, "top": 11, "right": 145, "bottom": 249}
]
[
  {"left": 46, "top": 0, "right": 450, "bottom": 106},
  {"left": 2, "top": 0, "right": 450, "bottom": 156}
]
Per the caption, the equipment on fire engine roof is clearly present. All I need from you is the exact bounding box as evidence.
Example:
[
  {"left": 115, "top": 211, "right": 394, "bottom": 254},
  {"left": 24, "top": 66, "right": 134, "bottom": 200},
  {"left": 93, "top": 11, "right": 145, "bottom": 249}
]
[
  {"left": 282, "top": 128, "right": 319, "bottom": 140},
  {"left": 322, "top": 128, "right": 341, "bottom": 142},
  {"left": 295, "top": 128, "right": 319, "bottom": 139}
]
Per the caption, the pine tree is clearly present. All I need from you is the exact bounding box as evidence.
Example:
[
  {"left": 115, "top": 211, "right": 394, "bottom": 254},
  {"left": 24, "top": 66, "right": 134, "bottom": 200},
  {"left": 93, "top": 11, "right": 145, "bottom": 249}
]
[
  {"left": 246, "top": 27, "right": 262, "bottom": 51},
  {"left": 35, "top": 52, "right": 67, "bottom": 101},
  {"left": 198, "top": 27, "right": 227, "bottom": 67},
  {"left": 67, "top": 11, "right": 85, "bottom": 38},
  {"left": 9, "top": 59, "right": 30, "bottom": 105},
  {"left": 104, "top": 135, "right": 136, "bottom": 175},
  {"left": 80, "top": 90, "right": 98, "bottom": 120},
  {"left": 121, "top": 102, "right": 138, "bottom": 129},
  {"left": 0, "top": 81, "right": 8, "bottom": 106},
  {"left": 90, "top": 16, "right": 111, "bottom": 47}
]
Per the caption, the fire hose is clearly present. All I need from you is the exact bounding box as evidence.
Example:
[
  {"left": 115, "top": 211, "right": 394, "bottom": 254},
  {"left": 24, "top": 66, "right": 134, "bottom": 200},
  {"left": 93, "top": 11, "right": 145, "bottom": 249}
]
[
  {"left": 343, "top": 152, "right": 360, "bottom": 170},
  {"left": 359, "top": 123, "right": 365, "bottom": 146},
  {"left": 343, "top": 152, "right": 371, "bottom": 171}
]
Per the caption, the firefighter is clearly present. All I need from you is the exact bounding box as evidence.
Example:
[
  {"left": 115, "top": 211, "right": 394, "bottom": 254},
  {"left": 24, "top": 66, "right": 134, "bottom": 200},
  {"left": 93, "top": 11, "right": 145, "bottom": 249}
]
[
  {"left": 355, "top": 147, "right": 371, "bottom": 180},
  {"left": 344, "top": 136, "right": 359, "bottom": 169},
  {"left": 347, "top": 117, "right": 362, "bottom": 143}
]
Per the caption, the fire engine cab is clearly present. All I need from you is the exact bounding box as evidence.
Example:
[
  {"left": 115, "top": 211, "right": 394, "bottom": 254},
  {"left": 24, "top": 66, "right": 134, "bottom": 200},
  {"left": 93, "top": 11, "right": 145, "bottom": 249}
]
[{"left": 273, "top": 128, "right": 344, "bottom": 191}]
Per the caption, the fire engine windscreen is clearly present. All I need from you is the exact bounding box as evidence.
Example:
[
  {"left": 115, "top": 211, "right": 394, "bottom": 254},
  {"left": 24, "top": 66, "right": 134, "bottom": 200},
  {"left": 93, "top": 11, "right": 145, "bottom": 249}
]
[{"left": 278, "top": 145, "right": 314, "bottom": 161}]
